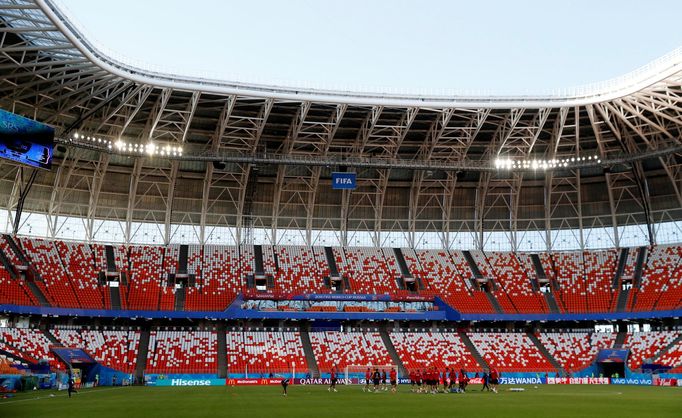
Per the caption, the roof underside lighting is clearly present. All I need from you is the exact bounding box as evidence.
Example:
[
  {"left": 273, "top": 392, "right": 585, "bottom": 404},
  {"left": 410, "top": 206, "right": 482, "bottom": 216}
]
[
  {"left": 494, "top": 155, "right": 601, "bottom": 170},
  {"left": 71, "top": 132, "right": 183, "bottom": 157}
]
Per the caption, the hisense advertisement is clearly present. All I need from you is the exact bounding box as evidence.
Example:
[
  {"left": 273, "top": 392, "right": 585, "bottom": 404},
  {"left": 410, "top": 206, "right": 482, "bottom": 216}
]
[{"left": 0, "top": 108, "right": 55, "bottom": 169}]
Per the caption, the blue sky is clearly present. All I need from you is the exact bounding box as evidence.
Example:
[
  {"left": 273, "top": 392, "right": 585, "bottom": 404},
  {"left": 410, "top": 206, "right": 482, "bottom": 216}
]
[{"left": 57, "top": 0, "right": 682, "bottom": 94}]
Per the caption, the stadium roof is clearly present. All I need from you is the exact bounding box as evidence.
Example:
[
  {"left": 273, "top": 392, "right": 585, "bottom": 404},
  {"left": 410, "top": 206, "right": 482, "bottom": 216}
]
[{"left": 0, "top": 0, "right": 681, "bottom": 248}]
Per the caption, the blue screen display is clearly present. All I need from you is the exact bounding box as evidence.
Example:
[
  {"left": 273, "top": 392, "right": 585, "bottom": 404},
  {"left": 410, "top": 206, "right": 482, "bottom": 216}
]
[{"left": 0, "top": 109, "right": 54, "bottom": 169}]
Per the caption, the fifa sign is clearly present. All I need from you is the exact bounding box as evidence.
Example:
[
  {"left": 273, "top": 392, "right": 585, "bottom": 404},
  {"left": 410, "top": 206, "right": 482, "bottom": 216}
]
[{"left": 331, "top": 172, "right": 356, "bottom": 190}]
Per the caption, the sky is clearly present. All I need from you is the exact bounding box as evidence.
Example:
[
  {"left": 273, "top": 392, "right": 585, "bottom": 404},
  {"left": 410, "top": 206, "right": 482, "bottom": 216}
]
[{"left": 56, "top": 0, "right": 682, "bottom": 95}]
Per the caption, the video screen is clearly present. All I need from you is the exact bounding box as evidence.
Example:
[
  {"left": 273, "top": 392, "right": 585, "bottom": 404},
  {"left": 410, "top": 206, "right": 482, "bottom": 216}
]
[{"left": 0, "top": 108, "right": 54, "bottom": 169}]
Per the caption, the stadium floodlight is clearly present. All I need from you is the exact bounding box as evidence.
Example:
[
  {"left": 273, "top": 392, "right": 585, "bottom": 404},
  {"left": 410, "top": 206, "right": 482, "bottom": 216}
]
[
  {"left": 494, "top": 155, "right": 601, "bottom": 171},
  {"left": 146, "top": 143, "right": 156, "bottom": 155}
]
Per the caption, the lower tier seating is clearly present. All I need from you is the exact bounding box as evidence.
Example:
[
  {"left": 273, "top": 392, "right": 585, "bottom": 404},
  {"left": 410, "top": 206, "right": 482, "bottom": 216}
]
[
  {"left": 655, "top": 338, "right": 682, "bottom": 371},
  {"left": 309, "top": 331, "right": 393, "bottom": 373},
  {"left": 622, "top": 331, "right": 680, "bottom": 370},
  {"left": 468, "top": 332, "right": 554, "bottom": 372},
  {"left": 51, "top": 327, "right": 140, "bottom": 373},
  {"left": 538, "top": 332, "right": 617, "bottom": 372},
  {"left": 0, "top": 327, "right": 63, "bottom": 369},
  {"left": 225, "top": 331, "right": 307, "bottom": 375},
  {"left": 146, "top": 330, "right": 218, "bottom": 374},
  {"left": 389, "top": 332, "right": 481, "bottom": 372}
]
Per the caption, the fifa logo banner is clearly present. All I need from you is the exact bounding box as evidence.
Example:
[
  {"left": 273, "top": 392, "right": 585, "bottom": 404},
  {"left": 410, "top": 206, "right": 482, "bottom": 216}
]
[{"left": 331, "top": 172, "right": 356, "bottom": 190}]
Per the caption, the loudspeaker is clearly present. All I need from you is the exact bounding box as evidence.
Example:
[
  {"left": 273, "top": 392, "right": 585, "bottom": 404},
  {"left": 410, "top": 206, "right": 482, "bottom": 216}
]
[{"left": 212, "top": 161, "right": 226, "bottom": 170}]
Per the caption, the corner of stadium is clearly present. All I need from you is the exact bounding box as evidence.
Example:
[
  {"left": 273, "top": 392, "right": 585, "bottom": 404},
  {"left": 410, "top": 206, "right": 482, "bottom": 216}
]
[{"left": 0, "top": 1, "right": 680, "bottom": 416}]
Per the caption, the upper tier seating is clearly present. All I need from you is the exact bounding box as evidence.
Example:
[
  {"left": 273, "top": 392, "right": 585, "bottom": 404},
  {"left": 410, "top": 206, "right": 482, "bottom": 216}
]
[
  {"left": 337, "top": 247, "right": 398, "bottom": 294},
  {"left": 309, "top": 331, "right": 393, "bottom": 372},
  {"left": 582, "top": 250, "right": 617, "bottom": 312},
  {"left": 401, "top": 248, "right": 495, "bottom": 313},
  {"left": 19, "top": 238, "right": 80, "bottom": 308},
  {"left": 634, "top": 246, "right": 682, "bottom": 311},
  {"left": 538, "top": 332, "right": 617, "bottom": 371},
  {"left": 126, "top": 245, "right": 164, "bottom": 310},
  {"left": 55, "top": 241, "right": 105, "bottom": 309},
  {"left": 486, "top": 251, "right": 547, "bottom": 313},
  {"left": 468, "top": 332, "right": 554, "bottom": 372},
  {"left": 0, "top": 237, "right": 680, "bottom": 313},
  {"left": 553, "top": 252, "right": 587, "bottom": 313},
  {"left": 146, "top": 330, "right": 217, "bottom": 374},
  {"left": 389, "top": 332, "right": 481, "bottom": 371},
  {"left": 225, "top": 331, "right": 307, "bottom": 375},
  {"left": 51, "top": 327, "right": 140, "bottom": 373},
  {"left": 186, "top": 245, "right": 243, "bottom": 311},
  {"left": 0, "top": 266, "right": 36, "bottom": 306},
  {"left": 622, "top": 331, "right": 680, "bottom": 370},
  {"left": 271, "top": 246, "right": 327, "bottom": 294},
  {"left": 653, "top": 246, "right": 682, "bottom": 311}
]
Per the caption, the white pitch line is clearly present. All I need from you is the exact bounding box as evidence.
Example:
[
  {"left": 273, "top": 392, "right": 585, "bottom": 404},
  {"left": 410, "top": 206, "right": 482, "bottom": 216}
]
[{"left": 0, "top": 386, "right": 131, "bottom": 405}]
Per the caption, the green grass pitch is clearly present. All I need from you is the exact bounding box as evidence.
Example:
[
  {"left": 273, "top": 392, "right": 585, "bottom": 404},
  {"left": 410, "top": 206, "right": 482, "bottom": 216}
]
[{"left": 0, "top": 384, "right": 680, "bottom": 418}]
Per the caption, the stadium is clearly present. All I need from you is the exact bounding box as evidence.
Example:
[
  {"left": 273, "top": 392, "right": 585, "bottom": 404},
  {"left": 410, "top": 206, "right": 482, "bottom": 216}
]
[{"left": 0, "top": 0, "right": 681, "bottom": 416}]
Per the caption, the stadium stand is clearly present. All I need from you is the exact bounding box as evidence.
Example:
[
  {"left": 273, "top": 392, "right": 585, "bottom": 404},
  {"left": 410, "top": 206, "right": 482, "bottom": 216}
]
[
  {"left": 309, "top": 331, "right": 393, "bottom": 372},
  {"left": 582, "top": 250, "right": 617, "bottom": 312},
  {"left": 401, "top": 248, "right": 496, "bottom": 313},
  {"left": 126, "top": 245, "right": 164, "bottom": 310},
  {"left": 0, "top": 266, "right": 36, "bottom": 306},
  {"left": 389, "top": 332, "right": 482, "bottom": 371},
  {"left": 272, "top": 246, "right": 327, "bottom": 294},
  {"left": 538, "top": 332, "right": 617, "bottom": 372},
  {"left": 622, "top": 331, "right": 680, "bottom": 370},
  {"left": 337, "top": 248, "right": 398, "bottom": 295},
  {"left": 0, "top": 327, "right": 63, "bottom": 369},
  {"left": 146, "top": 329, "right": 218, "bottom": 374},
  {"left": 225, "top": 331, "right": 307, "bottom": 375},
  {"left": 633, "top": 245, "right": 682, "bottom": 311},
  {"left": 19, "top": 237, "right": 80, "bottom": 308},
  {"left": 655, "top": 337, "right": 682, "bottom": 372},
  {"left": 553, "top": 251, "right": 587, "bottom": 313},
  {"left": 486, "top": 251, "right": 548, "bottom": 314},
  {"left": 467, "top": 332, "right": 555, "bottom": 372},
  {"left": 51, "top": 326, "right": 141, "bottom": 373},
  {"left": 55, "top": 241, "right": 106, "bottom": 309},
  {"left": 0, "top": 239, "right": 680, "bottom": 313}
]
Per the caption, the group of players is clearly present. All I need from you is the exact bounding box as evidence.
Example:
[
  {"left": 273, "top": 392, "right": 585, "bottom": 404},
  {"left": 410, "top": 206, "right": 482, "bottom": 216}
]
[
  {"left": 281, "top": 365, "right": 500, "bottom": 396},
  {"left": 362, "top": 367, "right": 399, "bottom": 393},
  {"left": 407, "top": 366, "right": 500, "bottom": 394}
]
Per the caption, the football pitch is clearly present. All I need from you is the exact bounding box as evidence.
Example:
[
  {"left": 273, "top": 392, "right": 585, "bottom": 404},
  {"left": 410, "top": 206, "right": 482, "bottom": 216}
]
[{"left": 0, "top": 384, "right": 680, "bottom": 418}]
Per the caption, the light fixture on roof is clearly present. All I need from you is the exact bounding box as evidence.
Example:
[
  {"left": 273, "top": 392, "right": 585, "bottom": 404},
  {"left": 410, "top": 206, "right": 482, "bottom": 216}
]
[{"left": 495, "top": 155, "right": 601, "bottom": 171}]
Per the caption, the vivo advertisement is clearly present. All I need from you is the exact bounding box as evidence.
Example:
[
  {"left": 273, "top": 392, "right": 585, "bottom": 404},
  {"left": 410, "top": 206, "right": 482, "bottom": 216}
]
[{"left": 0, "top": 109, "right": 54, "bottom": 169}]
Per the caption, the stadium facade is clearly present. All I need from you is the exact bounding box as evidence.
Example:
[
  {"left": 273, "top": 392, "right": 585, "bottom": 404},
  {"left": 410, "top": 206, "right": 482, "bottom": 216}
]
[{"left": 0, "top": 0, "right": 680, "bottom": 389}]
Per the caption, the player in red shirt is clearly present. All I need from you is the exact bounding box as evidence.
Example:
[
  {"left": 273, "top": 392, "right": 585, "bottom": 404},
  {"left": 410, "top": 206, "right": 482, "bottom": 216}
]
[
  {"left": 448, "top": 367, "right": 457, "bottom": 391},
  {"left": 409, "top": 370, "right": 416, "bottom": 392},
  {"left": 416, "top": 369, "right": 423, "bottom": 393},
  {"left": 389, "top": 368, "right": 397, "bottom": 393},
  {"left": 489, "top": 367, "right": 499, "bottom": 393},
  {"left": 458, "top": 368, "right": 469, "bottom": 392},
  {"left": 329, "top": 366, "right": 338, "bottom": 392},
  {"left": 364, "top": 368, "right": 371, "bottom": 392}
]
